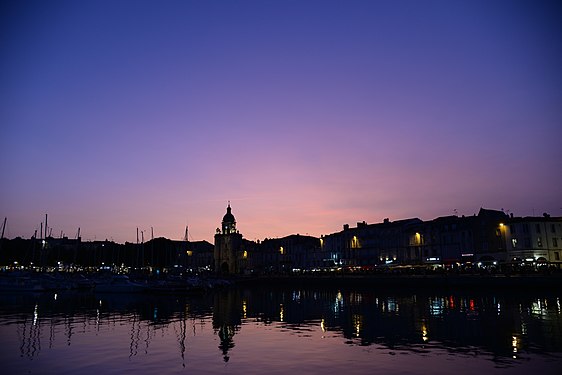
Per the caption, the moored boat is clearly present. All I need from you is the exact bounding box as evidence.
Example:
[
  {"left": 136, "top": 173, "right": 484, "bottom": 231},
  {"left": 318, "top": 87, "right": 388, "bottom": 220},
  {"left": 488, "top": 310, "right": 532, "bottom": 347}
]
[{"left": 94, "top": 274, "right": 146, "bottom": 293}]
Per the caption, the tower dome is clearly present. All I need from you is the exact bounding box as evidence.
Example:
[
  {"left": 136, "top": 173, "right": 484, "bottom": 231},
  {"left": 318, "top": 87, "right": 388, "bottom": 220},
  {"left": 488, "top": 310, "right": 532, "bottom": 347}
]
[{"left": 221, "top": 203, "right": 236, "bottom": 234}]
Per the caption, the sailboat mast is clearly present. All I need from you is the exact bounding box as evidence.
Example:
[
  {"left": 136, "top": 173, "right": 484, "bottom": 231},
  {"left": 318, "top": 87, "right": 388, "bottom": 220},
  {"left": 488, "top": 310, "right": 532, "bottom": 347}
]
[{"left": 1, "top": 217, "right": 6, "bottom": 239}]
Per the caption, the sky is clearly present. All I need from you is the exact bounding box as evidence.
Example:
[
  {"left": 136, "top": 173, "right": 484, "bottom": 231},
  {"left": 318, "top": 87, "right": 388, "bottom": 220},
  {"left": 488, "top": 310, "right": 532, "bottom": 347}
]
[{"left": 1, "top": 0, "right": 561, "bottom": 243}]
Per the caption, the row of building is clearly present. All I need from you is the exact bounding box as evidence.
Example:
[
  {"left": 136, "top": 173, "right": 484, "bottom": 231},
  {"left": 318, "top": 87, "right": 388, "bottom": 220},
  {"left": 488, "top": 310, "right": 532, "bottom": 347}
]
[
  {"left": 214, "top": 205, "right": 562, "bottom": 274},
  {"left": 2, "top": 206, "right": 561, "bottom": 274}
]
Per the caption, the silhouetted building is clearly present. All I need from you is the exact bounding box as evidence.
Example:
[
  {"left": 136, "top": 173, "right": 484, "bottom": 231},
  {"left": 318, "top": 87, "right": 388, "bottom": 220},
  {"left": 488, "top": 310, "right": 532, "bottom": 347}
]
[
  {"left": 214, "top": 203, "right": 243, "bottom": 275},
  {"left": 321, "top": 218, "right": 422, "bottom": 267}
]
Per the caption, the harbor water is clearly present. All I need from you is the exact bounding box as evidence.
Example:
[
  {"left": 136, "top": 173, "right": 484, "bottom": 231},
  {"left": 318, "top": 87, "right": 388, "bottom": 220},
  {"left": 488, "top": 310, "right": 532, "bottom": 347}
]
[{"left": 1, "top": 285, "right": 561, "bottom": 374}]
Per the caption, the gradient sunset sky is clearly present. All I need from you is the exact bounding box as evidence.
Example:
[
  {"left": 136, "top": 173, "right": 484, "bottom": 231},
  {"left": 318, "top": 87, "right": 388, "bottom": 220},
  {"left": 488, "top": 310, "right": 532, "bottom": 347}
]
[{"left": 1, "top": 0, "right": 561, "bottom": 243}]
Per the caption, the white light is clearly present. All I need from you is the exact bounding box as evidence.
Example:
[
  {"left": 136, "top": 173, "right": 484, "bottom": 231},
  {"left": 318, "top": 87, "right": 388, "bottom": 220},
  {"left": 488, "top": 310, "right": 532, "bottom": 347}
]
[{"left": 33, "top": 304, "right": 38, "bottom": 326}]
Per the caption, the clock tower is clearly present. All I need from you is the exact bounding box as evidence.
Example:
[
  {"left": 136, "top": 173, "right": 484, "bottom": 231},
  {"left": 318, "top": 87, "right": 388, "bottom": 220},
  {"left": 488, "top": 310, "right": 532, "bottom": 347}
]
[{"left": 214, "top": 203, "right": 243, "bottom": 275}]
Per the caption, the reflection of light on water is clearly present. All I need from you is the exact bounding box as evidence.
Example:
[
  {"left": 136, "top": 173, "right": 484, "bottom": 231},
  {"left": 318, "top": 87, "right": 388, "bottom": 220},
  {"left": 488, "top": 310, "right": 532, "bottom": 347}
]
[
  {"left": 334, "top": 291, "right": 343, "bottom": 315},
  {"left": 280, "top": 304, "right": 284, "bottom": 321},
  {"left": 387, "top": 298, "right": 398, "bottom": 313},
  {"left": 557, "top": 298, "right": 561, "bottom": 314},
  {"left": 531, "top": 299, "right": 547, "bottom": 317},
  {"left": 429, "top": 298, "right": 445, "bottom": 316},
  {"left": 33, "top": 304, "right": 38, "bottom": 326},
  {"left": 321, "top": 318, "right": 326, "bottom": 333},
  {"left": 350, "top": 292, "right": 362, "bottom": 304},
  {"left": 242, "top": 300, "right": 247, "bottom": 319},
  {"left": 497, "top": 303, "right": 501, "bottom": 315},
  {"left": 421, "top": 321, "right": 428, "bottom": 342},
  {"left": 54, "top": 293, "right": 58, "bottom": 301},
  {"left": 292, "top": 291, "right": 301, "bottom": 303},
  {"left": 353, "top": 314, "right": 362, "bottom": 337},
  {"left": 512, "top": 335, "right": 519, "bottom": 359}
]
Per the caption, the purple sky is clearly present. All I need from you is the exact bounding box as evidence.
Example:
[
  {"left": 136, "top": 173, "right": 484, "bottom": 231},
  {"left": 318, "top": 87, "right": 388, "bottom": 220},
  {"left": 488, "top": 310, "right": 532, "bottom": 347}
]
[{"left": 1, "top": 0, "right": 561, "bottom": 243}]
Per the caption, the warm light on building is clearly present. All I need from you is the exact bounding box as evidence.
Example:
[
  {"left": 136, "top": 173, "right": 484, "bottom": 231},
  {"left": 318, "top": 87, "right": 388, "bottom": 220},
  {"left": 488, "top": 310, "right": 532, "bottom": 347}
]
[
  {"left": 186, "top": 250, "right": 193, "bottom": 256},
  {"left": 243, "top": 250, "right": 248, "bottom": 259},
  {"left": 351, "top": 235, "right": 360, "bottom": 249},
  {"left": 280, "top": 246, "right": 284, "bottom": 255},
  {"left": 414, "top": 232, "right": 422, "bottom": 245}
]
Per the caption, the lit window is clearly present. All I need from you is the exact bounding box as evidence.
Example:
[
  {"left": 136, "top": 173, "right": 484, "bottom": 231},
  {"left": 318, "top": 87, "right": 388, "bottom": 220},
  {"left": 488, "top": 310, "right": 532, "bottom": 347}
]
[
  {"left": 512, "top": 239, "right": 517, "bottom": 248},
  {"left": 537, "top": 237, "right": 543, "bottom": 248}
]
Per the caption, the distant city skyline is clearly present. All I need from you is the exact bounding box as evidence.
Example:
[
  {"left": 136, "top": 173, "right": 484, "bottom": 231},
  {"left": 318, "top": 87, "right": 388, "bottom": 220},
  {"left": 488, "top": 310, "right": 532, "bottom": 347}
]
[{"left": 1, "top": 0, "right": 561, "bottom": 243}]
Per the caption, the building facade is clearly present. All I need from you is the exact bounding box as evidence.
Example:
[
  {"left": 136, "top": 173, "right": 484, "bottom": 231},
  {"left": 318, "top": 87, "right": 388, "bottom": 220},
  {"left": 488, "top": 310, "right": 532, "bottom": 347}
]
[{"left": 502, "top": 215, "right": 562, "bottom": 268}]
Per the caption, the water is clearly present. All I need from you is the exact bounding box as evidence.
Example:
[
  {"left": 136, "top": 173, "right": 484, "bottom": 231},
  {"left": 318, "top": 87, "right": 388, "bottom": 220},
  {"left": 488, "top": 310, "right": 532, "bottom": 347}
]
[{"left": 1, "top": 285, "right": 561, "bottom": 374}]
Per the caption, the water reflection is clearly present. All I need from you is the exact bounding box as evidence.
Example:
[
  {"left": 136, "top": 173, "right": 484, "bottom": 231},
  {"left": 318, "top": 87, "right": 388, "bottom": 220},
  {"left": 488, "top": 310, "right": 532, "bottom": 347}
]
[
  {"left": 232, "top": 287, "right": 562, "bottom": 362},
  {"left": 1, "top": 287, "right": 561, "bottom": 373}
]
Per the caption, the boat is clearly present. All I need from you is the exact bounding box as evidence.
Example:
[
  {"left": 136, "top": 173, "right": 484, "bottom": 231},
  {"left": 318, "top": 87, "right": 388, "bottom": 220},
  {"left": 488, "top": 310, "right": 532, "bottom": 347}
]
[
  {"left": 145, "top": 276, "right": 206, "bottom": 295},
  {"left": 0, "top": 273, "right": 46, "bottom": 292},
  {"left": 94, "top": 274, "right": 147, "bottom": 293}
]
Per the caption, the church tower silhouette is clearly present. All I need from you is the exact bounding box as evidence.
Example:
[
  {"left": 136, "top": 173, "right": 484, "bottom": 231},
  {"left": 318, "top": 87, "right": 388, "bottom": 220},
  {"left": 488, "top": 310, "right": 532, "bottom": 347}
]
[{"left": 214, "top": 203, "right": 243, "bottom": 275}]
